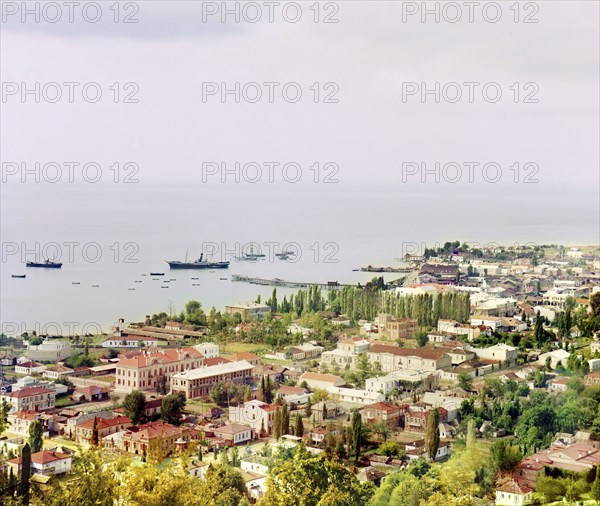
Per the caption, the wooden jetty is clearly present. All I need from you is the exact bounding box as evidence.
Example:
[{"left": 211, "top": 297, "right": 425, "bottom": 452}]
[{"left": 231, "top": 275, "right": 355, "bottom": 290}]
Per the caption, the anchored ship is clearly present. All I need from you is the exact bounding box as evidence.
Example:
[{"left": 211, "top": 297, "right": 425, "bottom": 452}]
[
  {"left": 166, "top": 253, "right": 229, "bottom": 270},
  {"left": 26, "top": 259, "right": 62, "bottom": 268}
]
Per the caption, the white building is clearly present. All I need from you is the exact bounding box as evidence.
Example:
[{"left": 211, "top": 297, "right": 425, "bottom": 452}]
[
  {"left": 230, "top": 400, "right": 273, "bottom": 434},
  {"left": 537, "top": 349, "right": 571, "bottom": 369},
  {"left": 101, "top": 337, "right": 159, "bottom": 348},
  {"left": 27, "top": 339, "right": 72, "bottom": 362},
  {"left": 326, "top": 386, "right": 385, "bottom": 405},
  {"left": 467, "top": 343, "right": 518, "bottom": 368},
  {"left": 495, "top": 479, "right": 533, "bottom": 506},
  {"left": 194, "top": 342, "right": 220, "bottom": 359}
]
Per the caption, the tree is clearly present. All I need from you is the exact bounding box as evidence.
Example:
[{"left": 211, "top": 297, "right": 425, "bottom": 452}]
[
  {"left": 305, "top": 398, "right": 313, "bottom": 418},
  {"left": 19, "top": 443, "right": 31, "bottom": 505},
  {"left": 272, "top": 407, "right": 282, "bottom": 440},
  {"left": 457, "top": 372, "right": 473, "bottom": 392},
  {"left": 0, "top": 398, "right": 11, "bottom": 435},
  {"left": 415, "top": 330, "right": 429, "bottom": 348},
  {"left": 592, "top": 465, "right": 600, "bottom": 505},
  {"left": 264, "top": 376, "right": 273, "bottom": 404},
  {"left": 123, "top": 390, "right": 146, "bottom": 425},
  {"left": 161, "top": 392, "right": 186, "bottom": 426},
  {"left": 281, "top": 403, "right": 290, "bottom": 436},
  {"left": 91, "top": 417, "right": 99, "bottom": 447},
  {"left": 425, "top": 408, "right": 440, "bottom": 462},
  {"left": 350, "top": 411, "right": 363, "bottom": 462},
  {"left": 294, "top": 414, "right": 304, "bottom": 437},
  {"left": 28, "top": 420, "right": 43, "bottom": 453}
]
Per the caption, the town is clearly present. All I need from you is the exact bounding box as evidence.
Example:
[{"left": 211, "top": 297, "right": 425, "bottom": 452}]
[{"left": 1, "top": 242, "right": 600, "bottom": 505}]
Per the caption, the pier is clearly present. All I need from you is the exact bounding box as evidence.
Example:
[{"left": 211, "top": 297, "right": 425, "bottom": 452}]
[{"left": 231, "top": 275, "right": 356, "bottom": 290}]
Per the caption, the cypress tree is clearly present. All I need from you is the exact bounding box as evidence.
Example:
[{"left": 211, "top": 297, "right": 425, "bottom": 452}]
[
  {"left": 425, "top": 408, "right": 440, "bottom": 462},
  {"left": 350, "top": 411, "right": 362, "bottom": 462},
  {"left": 294, "top": 414, "right": 304, "bottom": 437},
  {"left": 91, "top": 417, "right": 99, "bottom": 446},
  {"left": 20, "top": 442, "right": 31, "bottom": 506},
  {"left": 281, "top": 404, "right": 289, "bottom": 436}
]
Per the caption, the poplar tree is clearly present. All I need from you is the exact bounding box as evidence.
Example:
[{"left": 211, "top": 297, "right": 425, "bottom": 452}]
[{"left": 425, "top": 409, "right": 440, "bottom": 462}]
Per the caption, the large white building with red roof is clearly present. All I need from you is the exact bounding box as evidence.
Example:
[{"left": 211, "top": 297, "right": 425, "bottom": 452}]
[
  {"left": 115, "top": 347, "right": 204, "bottom": 393},
  {"left": 0, "top": 386, "right": 56, "bottom": 413},
  {"left": 6, "top": 450, "right": 72, "bottom": 476}
]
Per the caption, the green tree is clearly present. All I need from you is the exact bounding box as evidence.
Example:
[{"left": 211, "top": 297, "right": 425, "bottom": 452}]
[
  {"left": 415, "top": 330, "right": 429, "bottom": 348},
  {"left": 28, "top": 420, "right": 43, "bottom": 453},
  {"left": 425, "top": 408, "right": 440, "bottom": 462},
  {"left": 281, "top": 403, "right": 290, "bottom": 436},
  {"left": 20, "top": 443, "right": 31, "bottom": 505},
  {"left": 592, "top": 466, "right": 600, "bottom": 505},
  {"left": 91, "top": 417, "right": 99, "bottom": 447},
  {"left": 0, "top": 399, "right": 11, "bottom": 435},
  {"left": 457, "top": 372, "right": 473, "bottom": 391},
  {"left": 161, "top": 392, "right": 186, "bottom": 426},
  {"left": 294, "top": 414, "right": 304, "bottom": 437},
  {"left": 123, "top": 390, "right": 146, "bottom": 425},
  {"left": 350, "top": 411, "right": 363, "bottom": 462}
]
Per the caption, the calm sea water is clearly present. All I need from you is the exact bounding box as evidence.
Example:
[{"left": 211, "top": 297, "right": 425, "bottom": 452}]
[{"left": 1, "top": 181, "right": 598, "bottom": 335}]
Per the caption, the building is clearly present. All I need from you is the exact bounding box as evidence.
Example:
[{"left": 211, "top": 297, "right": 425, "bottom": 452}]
[
  {"left": 378, "top": 315, "right": 419, "bottom": 341},
  {"left": 406, "top": 406, "right": 448, "bottom": 432},
  {"left": 26, "top": 339, "right": 72, "bottom": 362},
  {"left": 75, "top": 415, "right": 132, "bottom": 445},
  {"left": 122, "top": 421, "right": 198, "bottom": 456},
  {"left": 213, "top": 423, "right": 253, "bottom": 445},
  {"left": 537, "top": 349, "right": 571, "bottom": 370},
  {"left": 467, "top": 343, "right": 518, "bottom": 368},
  {"left": 225, "top": 303, "right": 271, "bottom": 320},
  {"left": 115, "top": 347, "right": 204, "bottom": 393},
  {"left": 1, "top": 387, "right": 56, "bottom": 413},
  {"left": 101, "top": 337, "right": 159, "bottom": 348},
  {"left": 515, "top": 442, "right": 600, "bottom": 488},
  {"left": 470, "top": 316, "right": 502, "bottom": 331},
  {"left": 42, "top": 364, "right": 75, "bottom": 380},
  {"left": 298, "top": 372, "right": 345, "bottom": 390},
  {"left": 585, "top": 372, "right": 600, "bottom": 387},
  {"left": 7, "top": 410, "right": 42, "bottom": 436},
  {"left": 6, "top": 450, "right": 72, "bottom": 477},
  {"left": 72, "top": 385, "right": 111, "bottom": 402},
  {"left": 230, "top": 400, "right": 274, "bottom": 435},
  {"left": 437, "top": 320, "right": 481, "bottom": 341},
  {"left": 367, "top": 344, "right": 452, "bottom": 373},
  {"left": 15, "top": 361, "right": 46, "bottom": 375},
  {"left": 326, "top": 386, "right": 385, "bottom": 405},
  {"left": 194, "top": 342, "right": 220, "bottom": 359},
  {"left": 170, "top": 360, "right": 255, "bottom": 399},
  {"left": 496, "top": 479, "right": 533, "bottom": 506},
  {"left": 363, "top": 402, "right": 402, "bottom": 428}
]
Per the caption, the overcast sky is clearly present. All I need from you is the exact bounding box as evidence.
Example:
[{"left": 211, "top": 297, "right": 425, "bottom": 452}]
[{"left": 1, "top": 1, "right": 598, "bottom": 188}]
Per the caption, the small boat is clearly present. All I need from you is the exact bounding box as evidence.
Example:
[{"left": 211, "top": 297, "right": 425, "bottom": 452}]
[
  {"left": 150, "top": 272, "right": 165, "bottom": 276},
  {"left": 352, "top": 268, "right": 359, "bottom": 272},
  {"left": 92, "top": 285, "right": 99, "bottom": 288},
  {"left": 163, "top": 280, "right": 170, "bottom": 283},
  {"left": 220, "top": 277, "right": 228, "bottom": 281},
  {"left": 27, "top": 259, "right": 62, "bottom": 268},
  {"left": 128, "top": 288, "right": 135, "bottom": 291},
  {"left": 191, "top": 277, "right": 199, "bottom": 280},
  {"left": 152, "top": 278, "right": 159, "bottom": 281},
  {"left": 12, "top": 274, "right": 26, "bottom": 278},
  {"left": 141, "top": 274, "right": 147, "bottom": 276},
  {"left": 192, "top": 283, "right": 200, "bottom": 286},
  {"left": 169, "top": 278, "right": 176, "bottom": 281},
  {"left": 161, "top": 286, "right": 169, "bottom": 289},
  {"left": 72, "top": 282, "right": 81, "bottom": 285},
  {"left": 135, "top": 280, "right": 142, "bottom": 283}
]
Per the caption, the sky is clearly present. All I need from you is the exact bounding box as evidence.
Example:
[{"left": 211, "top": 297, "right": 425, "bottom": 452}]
[{"left": 1, "top": 1, "right": 598, "bottom": 189}]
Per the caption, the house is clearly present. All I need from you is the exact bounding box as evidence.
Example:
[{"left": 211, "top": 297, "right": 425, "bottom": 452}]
[
  {"left": 298, "top": 372, "right": 345, "bottom": 390},
  {"left": 537, "top": 349, "right": 571, "bottom": 370},
  {"left": 224, "top": 303, "right": 271, "bottom": 320},
  {"left": 42, "top": 364, "right": 75, "bottom": 380},
  {"left": 229, "top": 400, "right": 274, "bottom": 435},
  {"left": 194, "top": 342, "right": 220, "bottom": 359},
  {"left": 495, "top": 479, "right": 533, "bottom": 506},
  {"left": 310, "top": 425, "right": 337, "bottom": 445},
  {"left": 548, "top": 377, "right": 569, "bottom": 392},
  {"left": 437, "top": 320, "right": 481, "bottom": 341},
  {"left": 122, "top": 421, "right": 198, "bottom": 455},
  {"left": 404, "top": 439, "right": 451, "bottom": 461},
  {"left": 331, "top": 316, "right": 351, "bottom": 327},
  {"left": 26, "top": 339, "right": 72, "bottom": 362},
  {"left": 467, "top": 343, "right": 518, "bottom": 368},
  {"left": 115, "top": 347, "right": 204, "bottom": 393},
  {"left": 585, "top": 372, "right": 600, "bottom": 387},
  {"left": 6, "top": 450, "right": 72, "bottom": 477},
  {"left": 229, "top": 353, "right": 261, "bottom": 367},
  {"left": 170, "top": 360, "right": 255, "bottom": 399},
  {"left": 439, "top": 423, "right": 456, "bottom": 439},
  {"left": 72, "top": 385, "right": 111, "bottom": 402},
  {"left": 212, "top": 423, "right": 253, "bottom": 445},
  {"left": 75, "top": 415, "right": 132, "bottom": 445},
  {"left": 15, "top": 361, "right": 46, "bottom": 375},
  {"left": 363, "top": 401, "right": 402, "bottom": 428},
  {"left": 276, "top": 385, "right": 308, "bottom": 400},
  {"left": 367, "top": 344, "right": 452, "bottom": 373},
  {"left": 515, "top": 442, "right": 600, "bottom": 487},
  {"left": 101, "top": 337, "right": 159, "bottom": 348},
  {"left": 7, "top": 410, "right": 42, "bottom": 436},
  {"left": 406, "top": 406, "right": 448, "bottom": 432},
  {"left": 0, "top": 387, "right": 56, "bottom": 413},
  {"left": 378, "top": 315, "right": 419, "bottom": 340}
]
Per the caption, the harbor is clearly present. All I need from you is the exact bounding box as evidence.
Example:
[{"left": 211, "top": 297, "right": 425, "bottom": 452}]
[{"left": 231, "top": 274, "right": 356, "bottom": 290}]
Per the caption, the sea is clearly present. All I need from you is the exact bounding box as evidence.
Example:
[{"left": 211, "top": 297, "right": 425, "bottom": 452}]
[{"left": 1, "top": 180, "right": 598, "bottom": 336}]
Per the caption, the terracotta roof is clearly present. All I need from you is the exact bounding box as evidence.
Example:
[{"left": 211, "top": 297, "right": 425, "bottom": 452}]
[
  {"left": 78, "top": 415, "right": 131, "bottom": 431},
  {"left": 369, "top": 344, "right": 449, "bottom": 360},
  {"left": 203, "top": 357, "right": 231, "bottom": 367},
  {"left": 7, "top": 387, "right": 54, "bottom": 398},
  {"left": 230, "top": 352, "right": 260, "bottom": 361},
  {"left": 364, "top": 401, "right": 400, "bottom": 413},
  {"left": 118, "top": 347, "right": 203, "bottom": 369},
  {"left": 9, "top": 410, "right": 39, "bottom": 421},
  {"left": 123, "top": 421, "right": 189, "bottom": 441},
  {"left": 8, "top": 450, "right": 71, "bottom": 466}
]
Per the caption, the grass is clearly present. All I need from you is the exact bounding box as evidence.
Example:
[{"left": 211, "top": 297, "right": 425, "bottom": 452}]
[
  {"left": 55, "top": 396, "right": 78, "bottom": 408},
  {"left": 220, "top": 342, "right": 270, "bottom": 355}
]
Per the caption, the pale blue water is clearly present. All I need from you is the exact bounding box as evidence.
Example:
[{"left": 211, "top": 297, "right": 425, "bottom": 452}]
[{"left": 1, "top": 181, "right": 598, "bottom": 335}]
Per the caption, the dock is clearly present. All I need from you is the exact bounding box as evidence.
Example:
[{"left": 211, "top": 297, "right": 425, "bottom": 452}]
[{"left": 231, "top": 275, "right": 355, "bottom": 290}]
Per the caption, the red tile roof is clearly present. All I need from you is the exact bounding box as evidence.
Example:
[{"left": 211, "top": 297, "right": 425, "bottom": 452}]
[
  {"left": 7, "top": 387, "right": 54, "bottom": 398},
  {"left": 78, "top": 415, "right": 131, "bottom": 431}
]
